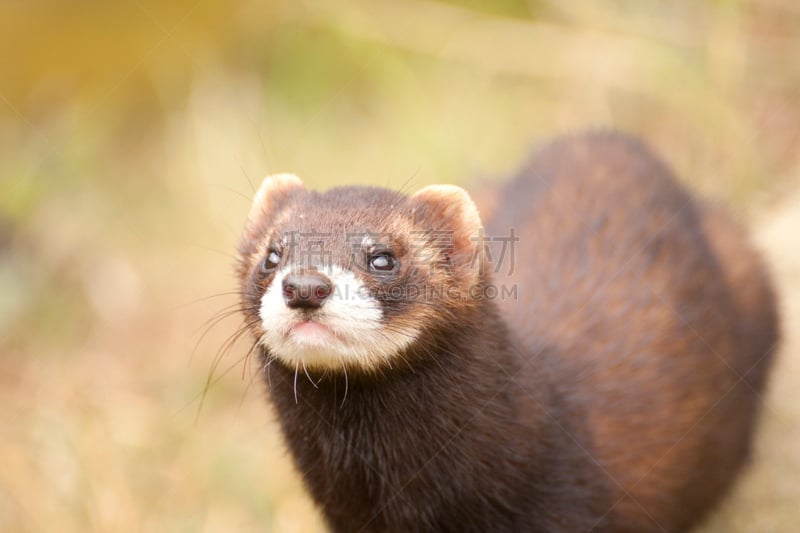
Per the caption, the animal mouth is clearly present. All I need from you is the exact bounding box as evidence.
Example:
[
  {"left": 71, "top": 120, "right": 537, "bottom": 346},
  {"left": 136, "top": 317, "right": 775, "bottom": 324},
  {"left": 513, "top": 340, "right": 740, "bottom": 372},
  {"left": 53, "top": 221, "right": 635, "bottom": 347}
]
[{"left": 288, "top": 319, "right": 336, "bottom": 345}]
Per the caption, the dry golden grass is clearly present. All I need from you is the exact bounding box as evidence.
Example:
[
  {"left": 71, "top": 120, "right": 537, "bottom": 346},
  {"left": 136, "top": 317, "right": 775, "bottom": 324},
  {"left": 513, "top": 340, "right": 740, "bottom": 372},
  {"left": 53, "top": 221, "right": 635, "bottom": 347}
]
[{"left": 1, "top": 1, "right": 799, "bottom": 531}]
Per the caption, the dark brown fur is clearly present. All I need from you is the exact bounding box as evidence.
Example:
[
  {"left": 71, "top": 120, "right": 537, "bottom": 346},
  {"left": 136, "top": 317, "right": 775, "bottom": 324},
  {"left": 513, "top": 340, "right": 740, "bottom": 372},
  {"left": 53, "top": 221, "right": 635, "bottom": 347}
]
[{"left": 238, "top": 132, "right": 779, "bottom": 532}]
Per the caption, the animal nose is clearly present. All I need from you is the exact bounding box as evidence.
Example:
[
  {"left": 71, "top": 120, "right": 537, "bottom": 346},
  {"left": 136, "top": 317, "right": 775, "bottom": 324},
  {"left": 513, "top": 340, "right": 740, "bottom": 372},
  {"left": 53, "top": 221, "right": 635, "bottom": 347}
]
[{"left": 282, "top": 272, "right": 333, "bottom": 309}]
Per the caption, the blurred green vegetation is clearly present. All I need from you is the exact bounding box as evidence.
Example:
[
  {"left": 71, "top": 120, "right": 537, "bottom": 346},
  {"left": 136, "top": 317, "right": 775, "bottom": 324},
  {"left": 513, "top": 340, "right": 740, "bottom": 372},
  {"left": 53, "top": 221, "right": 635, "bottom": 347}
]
[{"left": 1, "top": 1, "right": 799, "bottom": 531}]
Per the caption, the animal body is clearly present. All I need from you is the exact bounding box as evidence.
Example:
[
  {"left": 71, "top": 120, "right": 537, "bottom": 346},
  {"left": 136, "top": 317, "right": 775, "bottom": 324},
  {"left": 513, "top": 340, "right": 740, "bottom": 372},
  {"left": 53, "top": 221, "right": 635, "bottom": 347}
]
[{"left": 237, "top": 132, "right": 778, "bottom": 532}]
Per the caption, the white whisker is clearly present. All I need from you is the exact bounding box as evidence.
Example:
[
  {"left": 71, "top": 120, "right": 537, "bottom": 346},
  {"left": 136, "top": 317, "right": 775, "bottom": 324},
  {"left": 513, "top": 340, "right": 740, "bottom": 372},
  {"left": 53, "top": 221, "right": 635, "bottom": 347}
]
[
  {"left": 302, "top": 359, "right": 320, "bottom": 388},
  {"left": 293, "top": 360, "right": 299, "bottom": 404},
  {"left": 340, "top": 357, "right": 349, "bottom": 409}
]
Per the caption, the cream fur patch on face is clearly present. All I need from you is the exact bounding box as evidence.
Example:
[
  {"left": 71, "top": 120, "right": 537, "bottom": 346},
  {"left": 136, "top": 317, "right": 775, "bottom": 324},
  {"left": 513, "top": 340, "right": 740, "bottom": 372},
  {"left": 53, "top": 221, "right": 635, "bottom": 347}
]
[{"left": 258, "top": 265, "right": 419, "bottom": 371}]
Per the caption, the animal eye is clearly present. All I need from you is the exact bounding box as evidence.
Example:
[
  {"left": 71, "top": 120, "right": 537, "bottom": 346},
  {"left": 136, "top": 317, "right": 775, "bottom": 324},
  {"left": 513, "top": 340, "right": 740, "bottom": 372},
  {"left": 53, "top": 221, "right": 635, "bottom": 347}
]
[
  {"left": 369, "top": 252, "right": 396, "bottom": 272},
  {"left": 260, "top": 250, "right": 281, "bottom": 273}
]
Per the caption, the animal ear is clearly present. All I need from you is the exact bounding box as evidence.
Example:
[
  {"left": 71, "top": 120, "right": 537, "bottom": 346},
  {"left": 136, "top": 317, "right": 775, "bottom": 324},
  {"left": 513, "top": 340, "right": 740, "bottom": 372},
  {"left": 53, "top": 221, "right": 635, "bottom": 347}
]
[
  {"left": 241, "top": 173, "right": 305, "bottom": 255},
  {"left": 409, "top": 184, "right": 484, "bottom": 282}
]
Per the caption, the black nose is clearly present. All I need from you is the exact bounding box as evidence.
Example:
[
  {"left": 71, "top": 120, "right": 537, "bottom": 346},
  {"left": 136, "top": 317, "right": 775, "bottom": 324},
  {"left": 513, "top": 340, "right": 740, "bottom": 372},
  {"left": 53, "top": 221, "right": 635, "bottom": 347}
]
[{"left": 282, "top": 272, "right": 333, "bottom": 309}]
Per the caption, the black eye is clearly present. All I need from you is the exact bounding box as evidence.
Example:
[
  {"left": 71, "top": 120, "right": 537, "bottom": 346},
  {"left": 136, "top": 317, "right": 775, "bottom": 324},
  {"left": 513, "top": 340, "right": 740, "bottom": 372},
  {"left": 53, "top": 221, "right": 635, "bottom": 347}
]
[
  {"left": 368, "top": 252, "right": 396, "bottom": 272},
  {"left": 260, "top": 250, "right": 281, "bottom": 273}
]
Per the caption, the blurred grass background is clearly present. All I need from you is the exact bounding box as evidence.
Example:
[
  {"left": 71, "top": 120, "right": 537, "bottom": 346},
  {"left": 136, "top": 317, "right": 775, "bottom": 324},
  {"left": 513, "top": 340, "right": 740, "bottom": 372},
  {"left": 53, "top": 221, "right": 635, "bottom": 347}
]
[{"left": 1, "top": 0, "right": 799, "bottom": 531}]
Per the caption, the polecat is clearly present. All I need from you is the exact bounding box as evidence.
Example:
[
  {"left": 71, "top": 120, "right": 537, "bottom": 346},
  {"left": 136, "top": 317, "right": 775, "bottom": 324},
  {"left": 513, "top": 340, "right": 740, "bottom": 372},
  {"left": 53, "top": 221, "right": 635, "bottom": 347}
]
[{"left": 237, "top": 132, "right": 779, "bottom": 532}]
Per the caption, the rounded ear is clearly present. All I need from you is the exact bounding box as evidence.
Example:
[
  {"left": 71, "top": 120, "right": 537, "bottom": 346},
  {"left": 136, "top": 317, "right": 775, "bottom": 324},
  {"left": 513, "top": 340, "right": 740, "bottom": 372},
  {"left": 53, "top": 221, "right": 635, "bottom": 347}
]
[
  {"left": 247, "top": 173, "right": 304, "bottom": 223},
  {"left": 241, "top": 173, "right": 305, "bottom": 255},
  {"left": 409, "top": 184, "right": 484, "bottom": 282}
]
